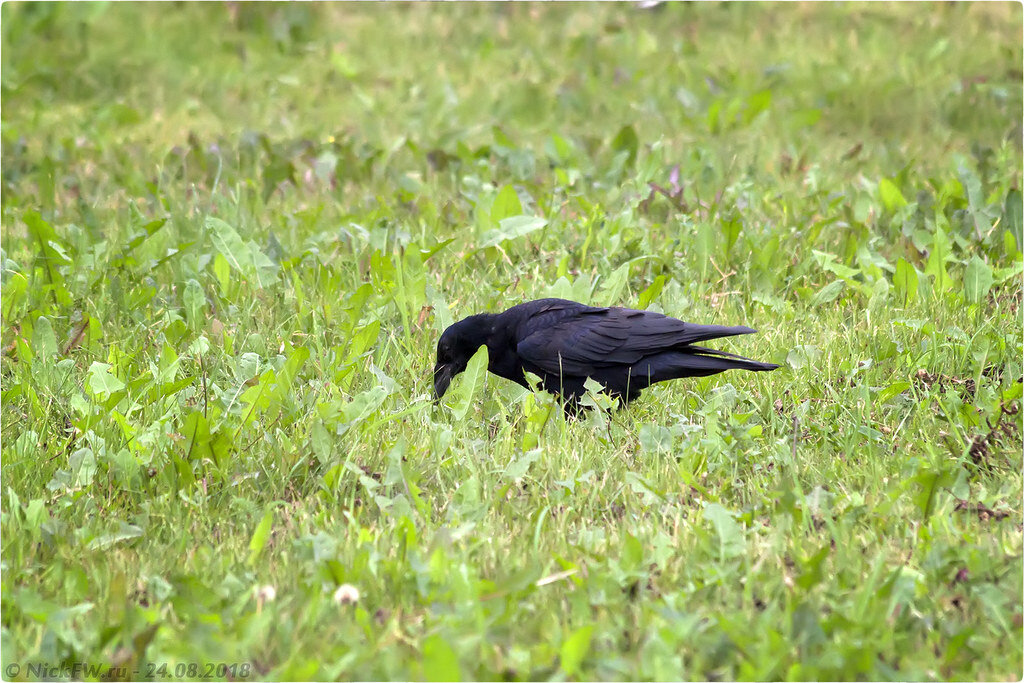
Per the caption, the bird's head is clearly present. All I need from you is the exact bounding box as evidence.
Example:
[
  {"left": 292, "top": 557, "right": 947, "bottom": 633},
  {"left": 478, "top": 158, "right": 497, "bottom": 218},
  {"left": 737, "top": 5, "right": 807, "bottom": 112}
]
[{"left": 433, "top": 314, "right": 492, "bottom": 399}]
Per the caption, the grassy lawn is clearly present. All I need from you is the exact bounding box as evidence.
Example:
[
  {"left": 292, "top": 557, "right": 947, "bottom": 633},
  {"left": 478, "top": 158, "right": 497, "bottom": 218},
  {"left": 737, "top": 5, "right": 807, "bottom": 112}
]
[{"left": 2, "top": 3, "right": 1022, "bottom": 680}]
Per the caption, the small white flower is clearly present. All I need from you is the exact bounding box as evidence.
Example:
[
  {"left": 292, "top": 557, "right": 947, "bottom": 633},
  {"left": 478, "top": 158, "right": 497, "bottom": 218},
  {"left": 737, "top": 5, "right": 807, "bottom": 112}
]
[
  {"left": 255, "top": 584, "right": 277, "bottom": 602},
  {"left": 333, "top": 583, "right": 360, "bottom": 605}
]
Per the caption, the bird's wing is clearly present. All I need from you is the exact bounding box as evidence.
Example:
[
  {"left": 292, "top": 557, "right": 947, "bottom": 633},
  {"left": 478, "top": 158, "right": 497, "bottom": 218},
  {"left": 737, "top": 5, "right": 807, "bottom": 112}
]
[{"left": 516, "top": 307, "right": 755, "bottom": 376}]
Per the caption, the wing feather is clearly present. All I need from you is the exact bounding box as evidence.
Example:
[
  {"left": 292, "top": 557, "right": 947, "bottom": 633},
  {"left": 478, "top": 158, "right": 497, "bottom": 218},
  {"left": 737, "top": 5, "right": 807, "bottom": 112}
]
[{"left": 516, "top": 306, "right": 756, "bottom": 376}]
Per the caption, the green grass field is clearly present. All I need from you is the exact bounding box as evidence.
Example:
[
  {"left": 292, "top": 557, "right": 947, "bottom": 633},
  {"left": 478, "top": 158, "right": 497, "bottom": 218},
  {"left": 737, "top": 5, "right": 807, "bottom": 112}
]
[{"left": 2, "top": 3, "right": 1022, "bottom": 680}]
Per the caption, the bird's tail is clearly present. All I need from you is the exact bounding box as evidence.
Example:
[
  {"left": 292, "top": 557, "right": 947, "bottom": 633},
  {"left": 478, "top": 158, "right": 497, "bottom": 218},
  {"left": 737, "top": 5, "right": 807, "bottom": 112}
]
[
  {"left": 685, "top": 344, "right": 781, "bottom": 372},
  {"left": 676, "top": 353, "right": 780, "bottom": 375},
  {"left": 629, "top": 345, "right": 780, "bottom": 385},
  {"left": 675, "top": 323, "right": 758, "bottom": 346}
]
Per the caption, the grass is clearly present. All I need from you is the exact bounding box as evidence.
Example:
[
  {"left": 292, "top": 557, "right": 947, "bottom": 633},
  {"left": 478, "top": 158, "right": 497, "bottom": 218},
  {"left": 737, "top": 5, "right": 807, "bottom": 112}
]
[{"left": 1, "top": 2, "right": 1022, "bottom": 680}]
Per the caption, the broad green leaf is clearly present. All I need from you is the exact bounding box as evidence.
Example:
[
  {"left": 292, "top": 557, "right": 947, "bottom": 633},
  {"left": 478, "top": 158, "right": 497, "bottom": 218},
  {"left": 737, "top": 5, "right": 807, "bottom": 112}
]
[
  {"left": 342, "top": 283, "right": 375, "bottom": 330},
  {"left": 206, "top": 217, "right": 249, "bottom": 274},
  {"left": 963, "top": 255, "right": 993, "bottom": 304},
  {"left": 878, "top": 178, "right": 907, "bottom": 211},
  {"left": 24, "top": 211, "right": 72, "bottom": 266},
  {"left": 855, "top": 243, "right": 893, "bottom": 281},
  {"left": 611, "top": 124, "right": 638, "bottom": 165},
  {"left": 206, "top": 217, "right": 279, "bottom": 288},
  {"left": 182, "top": 278, "right": 206, "bottom": 325},
  {"left": 621, "top": 532, "right": 644, "bottom": 570},
  {"left": 639, "top": 423, "right": 673, "bottom": 453},
  {"left": 32, "top": 316, "right": 58, "bottom": 359},
  {"left": 703, "top": 503, "right": 745, "bottom": 558},
  {"left": 422, "top": 634, "right": 461, "bottom": 683},
  {"left": 109, "top": 218, "right": 166, "bottom": 272},
  {"left": 958, "top": 163, "right": 993, "bottom": 239},
  {"left": 369, "top": 363, "right": 398, "bottom": 394},
  {"left": 810, "top": 280, "right": 845, "bottom": 307},
  {"left": 240, "top": 370, "right": 276, "bottom": 419},
  {"left": 1005, "top": 230, "right": 1020, "bottom": 258},
  {"left": 342, "top": 386, "right": 390, "bottom": 425},
  {"left": 155, "top": 342, "right": 181, "bottom": 383},
  {"left": 68, "top": 447, "right": 97, "bottom": 487},
  {"left": 786, "top": 345, "right": 821, "bottom": 370},
  {"left": 87, "top": 362, "right": 125, "bottom": 399},
  {"left": 24, "top": 211, "right": 72, "bottom": 306},
  {"left": 791, "top": 600, "right": 827, "bottom": 645},
  {"left": 247, "top": 246, "right": 280, "bottom": 289},
  {"left": 311, "top": 420, "right": 333, "bottom": 465},
  {"left": 1002, "top": 381, "right": 1023, "bottom": 403},
  {"left": 994, "top": 260, "right": 1024, "bottom": 286},
  {"left": 893, "top": 258, "right": 918, "bottom": 304},
  {"left": 22, "top": 497, "right": 48, "bottom": 531},
  {"left": 2, "top": 272, "right": 29, "bottom": 320},
  {"left": 212, "top": 253, "right": 231, "bottom": 294},
  {"left": 1004, "top": 189, "right": 1022, "bottom": 253},
  {"left": 637, "top": 275, "right": 667, "bottom": 309},
  {"left": 521, "top": 395, "right": 552, "bottom": 451},
  {"left": 478, "top": 215, "right": 547, "bottom": 249},
  {"left": 559, "top": 625, "right": 594, "bottom": 677},
  {"left": 813, "top": 250, "right": 859, "bottom": 280},
  {"left": 925, "top": 225, "right": 954, "bottom": 293},
  {"left": 581, "top": 376, "right": 617, "bottom": 411},
  {"left": 743, "top": 89, "right": 772, "bottom": 123},
  {"left": 490, "top": 185, "right": 523, "bottom": 223},
  {"left": 857, "top": 425, "right": 884, "bottom": 441},
  {"left": 262, "top": 156, "right": 295, "bottom": 202},
  {"left": 446, "top": 345, "right": 488, "bottom": 421},
  {"left": 87, "top": 521, "right": 144, "bottom": 550},
  {"left": 491, "top": 565, "right": 542, "bottom": 597},
  {"left": 541, "top": 274, "right": 592, "bottom": 303},
  {"left": 492, "top": 125, "right": 514, "bottom": 147},
  {"left": 546, "top": 133, "right": 574, "bottom": 163},
  {"left": 721, "top": 217, "right": 742, "bottom": 253},
  {"left": 187, "top": 335, "right": 210, "bottom": 356},
  {"left": 598, "top": 262, "right": 630, "bottom": 303},
  {"left": 421, "top": 238, "right": 455, "bottom": 262},
  {"left": 181, "top": 411, "right": 211, "bottom": 461},
  {"left": 911, "top": 463, "right": 957, "bottom": 522},
  {"left": 279, "top": 345, "right": 310, "bottom": 390},
  {"left": 707, "top": 98, "right": 724, "bottom": 134},
  {"left": 157, "top": 376, "right": 196, "bottom": 399},
  {"left": 247, "top": 509, "right": 274, "bottom": 565},
  {"left": 344, "top": 320, "right": 382, "bottom": 369},
  {"left": 877, "top": 381, "right": 911, "bottom": 404},
  {"left": 503, "top": 449, "right": 541, "bottom": 482},
  {"left": 542, "top": 276, "right": 575, "bottom": 301},
  {"left": 791, "top": 108, "right": 822, "bottom": 128}
]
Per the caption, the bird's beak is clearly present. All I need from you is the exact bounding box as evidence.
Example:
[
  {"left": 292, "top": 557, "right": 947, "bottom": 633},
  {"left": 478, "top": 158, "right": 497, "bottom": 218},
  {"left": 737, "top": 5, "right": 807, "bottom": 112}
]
[{"left": 433, "top": 363, "right": 452, "bottom": 400}]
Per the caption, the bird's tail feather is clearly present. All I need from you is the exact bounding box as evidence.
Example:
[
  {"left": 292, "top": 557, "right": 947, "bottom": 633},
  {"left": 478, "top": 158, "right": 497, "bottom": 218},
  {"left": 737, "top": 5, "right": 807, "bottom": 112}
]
[
  {"left": 686, "top": 344, "right": 779, "bottom": 370},
  {"left": 631, "top": 348, "right": 779, "bottom": 384},
  {"left": 684, "top": 352, "right": 780, "bottom": 374},
  {"left": 675, "top": 323, "right": 757, "bottom": 346}
]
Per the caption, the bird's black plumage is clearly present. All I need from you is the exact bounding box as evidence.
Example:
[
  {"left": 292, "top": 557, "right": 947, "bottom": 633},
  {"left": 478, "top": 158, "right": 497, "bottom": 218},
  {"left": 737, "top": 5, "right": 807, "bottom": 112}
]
[{"left": 433, "top": 298, "right": 779, "bottom": 406}]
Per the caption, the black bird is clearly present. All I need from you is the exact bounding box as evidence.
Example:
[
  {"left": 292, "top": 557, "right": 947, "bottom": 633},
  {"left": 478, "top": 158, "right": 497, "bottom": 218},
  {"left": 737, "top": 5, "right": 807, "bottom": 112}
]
[{"left": 433, "top": 298, "right": 779, "bottom": 406}]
